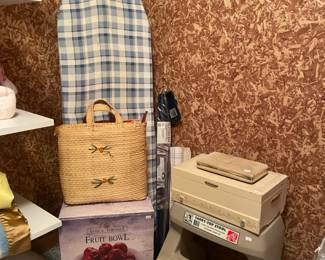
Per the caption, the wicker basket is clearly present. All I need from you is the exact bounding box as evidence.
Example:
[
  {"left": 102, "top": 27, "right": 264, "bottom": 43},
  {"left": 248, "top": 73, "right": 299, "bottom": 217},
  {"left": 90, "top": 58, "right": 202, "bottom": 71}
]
[{"left": 56, "top": 99, "right": 148, "bottom": 205}]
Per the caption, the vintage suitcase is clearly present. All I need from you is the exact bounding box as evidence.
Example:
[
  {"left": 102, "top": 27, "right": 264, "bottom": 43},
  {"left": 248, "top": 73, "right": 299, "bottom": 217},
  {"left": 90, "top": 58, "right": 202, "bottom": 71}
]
[{"left": 172, "top": 155, "right": 288, "bottom": 235}]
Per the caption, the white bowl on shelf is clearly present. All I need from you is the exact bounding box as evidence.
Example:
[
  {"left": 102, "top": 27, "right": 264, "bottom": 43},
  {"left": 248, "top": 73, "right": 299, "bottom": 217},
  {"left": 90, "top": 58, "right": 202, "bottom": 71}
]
[{"left": 0, "top": 86, "right": 16, "bottom": 120}]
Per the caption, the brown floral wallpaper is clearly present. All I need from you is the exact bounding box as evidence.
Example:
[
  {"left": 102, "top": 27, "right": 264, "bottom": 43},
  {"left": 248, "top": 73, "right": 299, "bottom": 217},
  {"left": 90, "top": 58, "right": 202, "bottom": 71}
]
[
  {"left": 0, "top": 0, "right": 324, "bottom": 259},
  {"left": 142, "top": 0, "right": 325, "bottom": 259},
  {"left": 0, "top": 0, "right": 62, "bottom": 214}
]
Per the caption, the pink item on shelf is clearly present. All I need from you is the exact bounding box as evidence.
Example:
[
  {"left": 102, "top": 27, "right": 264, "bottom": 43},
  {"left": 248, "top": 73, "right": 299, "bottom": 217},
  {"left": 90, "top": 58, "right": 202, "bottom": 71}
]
[
  {"left": 2, "top": 78, "right": 18, "bottom": 94},
  {"left": 0, "top": 66, "right": 5, "bottom": 82},
  {"left": 0, "top": 86, "right": 16, "bottom": 119},
  {"left": 0, "top": 64, "right": 18, "bottom": 94}
]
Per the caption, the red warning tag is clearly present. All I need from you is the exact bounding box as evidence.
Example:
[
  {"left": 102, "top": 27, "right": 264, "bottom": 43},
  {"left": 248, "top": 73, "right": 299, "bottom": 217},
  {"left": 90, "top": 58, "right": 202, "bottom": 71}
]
[{"left": 227, "top": 230, "right": 239, "bottom": 244}]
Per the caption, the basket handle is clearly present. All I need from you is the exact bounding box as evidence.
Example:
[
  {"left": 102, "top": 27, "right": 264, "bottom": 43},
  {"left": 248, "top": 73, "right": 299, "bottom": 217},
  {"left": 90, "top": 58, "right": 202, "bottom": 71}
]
[{"left": 86, "top": 99, "right": 123, "bottom": 125}]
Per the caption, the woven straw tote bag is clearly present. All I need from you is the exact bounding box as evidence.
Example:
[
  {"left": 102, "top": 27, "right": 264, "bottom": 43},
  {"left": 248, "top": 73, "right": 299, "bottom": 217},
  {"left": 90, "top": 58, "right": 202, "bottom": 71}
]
[{"left": 56, "top": 99, "right": 148, "bottom": 205}]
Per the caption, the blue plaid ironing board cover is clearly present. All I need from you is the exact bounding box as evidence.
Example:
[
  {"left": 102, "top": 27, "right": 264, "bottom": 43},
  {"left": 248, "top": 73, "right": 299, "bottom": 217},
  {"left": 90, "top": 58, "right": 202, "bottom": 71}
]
[{"left": 57, "top": 0, "right": 157, "bottom": 209}]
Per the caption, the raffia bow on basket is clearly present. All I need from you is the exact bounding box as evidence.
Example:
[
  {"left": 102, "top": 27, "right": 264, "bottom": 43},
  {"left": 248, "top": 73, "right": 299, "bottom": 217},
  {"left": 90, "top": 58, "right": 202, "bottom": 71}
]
[{"left": 55, "top": 99, "right": 148, "bottom": 205}]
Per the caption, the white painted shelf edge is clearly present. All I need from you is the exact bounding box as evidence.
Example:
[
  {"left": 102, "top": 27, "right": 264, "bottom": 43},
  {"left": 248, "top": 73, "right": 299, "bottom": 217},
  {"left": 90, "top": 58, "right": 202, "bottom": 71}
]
[
  {"left": 0, "top": 109, "right": 54, "bottom": 136},
  {"left": 0, "top": 0, "right": 41, "bottom": 5},
  {"left": 15, "top": 194, "right": 62, "bottom": 240}
]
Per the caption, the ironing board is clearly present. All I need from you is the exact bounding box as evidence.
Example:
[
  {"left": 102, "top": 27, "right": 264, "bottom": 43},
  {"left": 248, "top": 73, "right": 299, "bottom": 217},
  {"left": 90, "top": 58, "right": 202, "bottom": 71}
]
[{"left": 57, "top": 0, "right": 156, "bottom": 207}]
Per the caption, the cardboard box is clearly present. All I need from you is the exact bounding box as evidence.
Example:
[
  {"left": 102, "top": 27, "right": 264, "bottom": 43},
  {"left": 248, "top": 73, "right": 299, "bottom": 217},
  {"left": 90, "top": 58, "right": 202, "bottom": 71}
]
[
  {"left": 172, "top": 155, "right": 288, "bottom": 234},
  {"left": 59, "top": 198, "right": 154, "bottom": 260}
]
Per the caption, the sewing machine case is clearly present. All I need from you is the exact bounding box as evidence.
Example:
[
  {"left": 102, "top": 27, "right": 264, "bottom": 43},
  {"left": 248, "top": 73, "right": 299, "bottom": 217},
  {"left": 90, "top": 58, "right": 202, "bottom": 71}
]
[{"left": 172, "top": 155, "right": 288, "bottom": 234}]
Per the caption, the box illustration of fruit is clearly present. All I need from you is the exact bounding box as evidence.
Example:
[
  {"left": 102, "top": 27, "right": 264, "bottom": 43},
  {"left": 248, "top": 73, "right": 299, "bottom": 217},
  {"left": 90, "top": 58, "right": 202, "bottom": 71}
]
[
  {"left": 59, "top": 198, "right": 154, "bottom": 260},
  {"left": 83, "top": 242, "right": 135, "bottom": 260}
]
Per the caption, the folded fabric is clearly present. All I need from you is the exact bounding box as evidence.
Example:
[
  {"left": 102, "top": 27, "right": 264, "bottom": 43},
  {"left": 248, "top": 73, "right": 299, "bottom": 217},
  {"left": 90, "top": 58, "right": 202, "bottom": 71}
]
[
  {"left": 0, "top": 205, "right": 31, "bottom": 258},
  {"left": 0, "top": 172, "right": 14, "bottom": 210},
  {"left": 170, "top": 147, "right": 192, "bottom": 167}
]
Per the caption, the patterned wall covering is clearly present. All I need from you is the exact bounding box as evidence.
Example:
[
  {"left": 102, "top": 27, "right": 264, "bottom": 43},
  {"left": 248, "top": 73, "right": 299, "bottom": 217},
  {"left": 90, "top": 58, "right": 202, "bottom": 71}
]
[
  {"left": 0, "top": 0, "right": 324, "bottom": 259},
  {"left": 142, "top": 0, "right": 325, "bottom": 259},
  {"left": 0, "top": 0, "right": 62, "bottom": 214}
]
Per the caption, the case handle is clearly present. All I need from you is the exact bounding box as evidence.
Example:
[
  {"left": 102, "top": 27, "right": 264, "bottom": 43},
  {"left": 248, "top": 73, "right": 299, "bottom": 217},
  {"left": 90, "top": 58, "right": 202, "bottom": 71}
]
[
  {"left": 86, "top": 99, "right": 123, "bottom": 125},
  {"left": 271, "top": 194, "right": 281, "bottom": 204},
  {"left": 205, "top": 181, "right": 219, "bottom": 188}
]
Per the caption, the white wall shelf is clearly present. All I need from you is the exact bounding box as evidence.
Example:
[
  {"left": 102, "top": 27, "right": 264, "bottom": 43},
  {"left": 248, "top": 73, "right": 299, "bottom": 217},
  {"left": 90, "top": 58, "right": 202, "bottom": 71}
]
[
  {"left": 0, "top": 109, "right": 61, "bottom": 247},
  {"left": 0, "top": 109, "right": 54, "bottom": 136},
  {"left": 0, "top": 0, "right": 41, "bottom": 5},
  {"left": 15, "top": 194, "right": 62, "bottom": 240}
]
